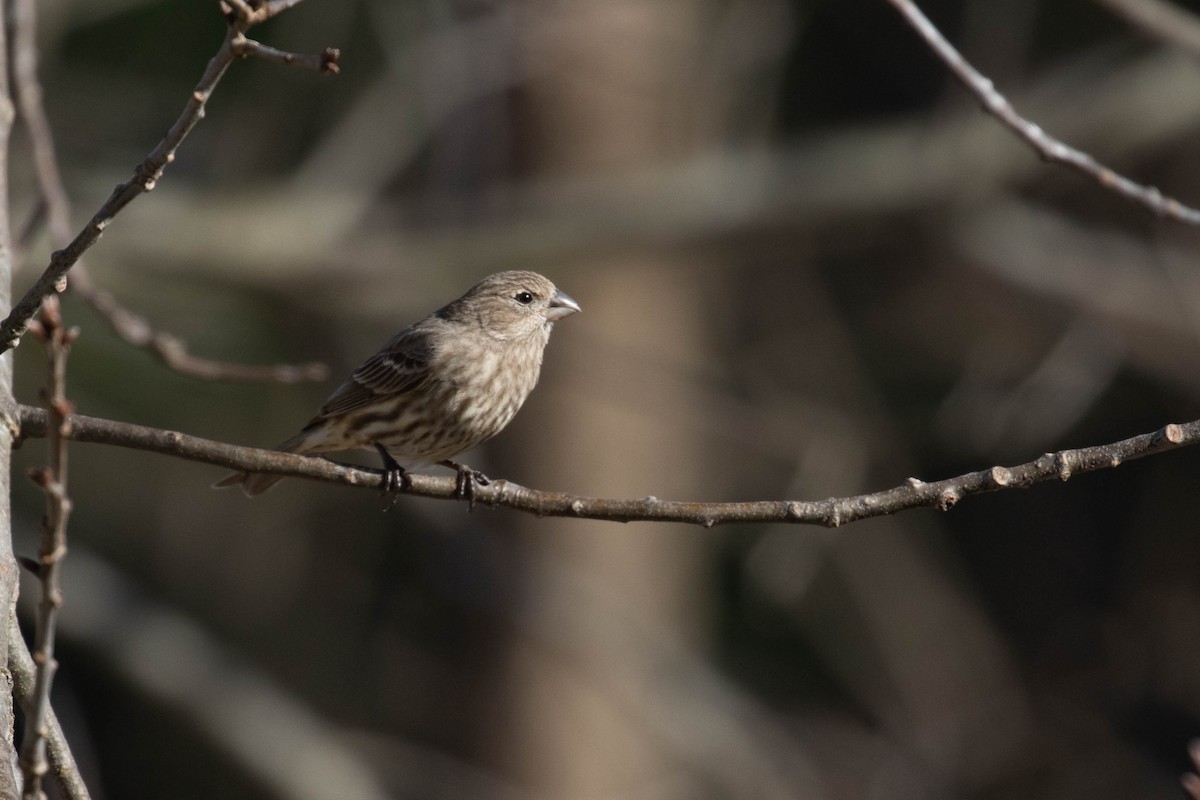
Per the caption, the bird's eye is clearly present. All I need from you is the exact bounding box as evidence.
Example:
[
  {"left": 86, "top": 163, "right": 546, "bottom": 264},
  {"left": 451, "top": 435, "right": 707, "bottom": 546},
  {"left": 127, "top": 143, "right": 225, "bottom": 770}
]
[{"left": 515, "top": 291, "right": 535, "bottom": 305}]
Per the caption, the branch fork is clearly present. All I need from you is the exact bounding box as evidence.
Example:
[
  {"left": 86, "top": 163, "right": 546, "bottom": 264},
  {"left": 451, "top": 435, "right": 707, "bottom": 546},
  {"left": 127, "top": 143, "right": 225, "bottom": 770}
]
[{"left": 0, "top": 0, "right": 338, "bottom": 380}]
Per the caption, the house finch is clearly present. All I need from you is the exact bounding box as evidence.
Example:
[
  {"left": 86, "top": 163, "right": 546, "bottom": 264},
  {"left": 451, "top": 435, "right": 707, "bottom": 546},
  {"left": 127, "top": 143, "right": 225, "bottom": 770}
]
[{"left": 215, "top": 270, "right": 580, "bottom": 500}]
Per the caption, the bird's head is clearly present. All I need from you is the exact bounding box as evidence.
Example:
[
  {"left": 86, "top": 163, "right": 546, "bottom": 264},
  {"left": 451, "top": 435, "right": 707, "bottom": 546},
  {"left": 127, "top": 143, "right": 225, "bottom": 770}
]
[{"left": 451, "top": 271, "right": 581, "bottom": 341}]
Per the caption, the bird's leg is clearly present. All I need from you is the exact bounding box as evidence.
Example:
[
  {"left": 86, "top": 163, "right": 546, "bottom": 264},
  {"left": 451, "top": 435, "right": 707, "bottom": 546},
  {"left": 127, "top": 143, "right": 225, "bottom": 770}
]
[
  {"left": 375, "top": 444, "right": 411, "bottom": 510},
  {"left": 439, "top": 459, "right": 490, "bottom": 510}
]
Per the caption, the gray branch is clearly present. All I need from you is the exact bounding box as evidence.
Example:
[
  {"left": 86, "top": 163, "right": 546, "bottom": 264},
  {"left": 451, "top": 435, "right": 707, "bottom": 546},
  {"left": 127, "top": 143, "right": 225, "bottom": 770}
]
[
  {"left": 13, "top": 405, "right": 1198, "bottom": 528},
  {"left": 886, "top": 0, "right": 1200, "bottom": 224},
  {"left": 7, "top": 618, "right": 88, "bottom": 800}
]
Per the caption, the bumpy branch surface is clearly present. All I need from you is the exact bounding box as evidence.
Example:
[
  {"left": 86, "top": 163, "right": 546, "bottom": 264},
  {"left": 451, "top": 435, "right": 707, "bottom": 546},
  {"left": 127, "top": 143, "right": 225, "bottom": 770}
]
[
  {"left": 885, "top": 0, "right": 1200, "bottom": 224},
  {"left": 13, "top": 405, "right": 1199, "bottom": 527},
  {"left": 19, "top": 300, "right": 75, "bottom": 800},
  {"left": 7, "top": 617, "right": 88, "bottom": 800},
  {"left": 0, "top": 0, "right": 338, "bottom": 356}
]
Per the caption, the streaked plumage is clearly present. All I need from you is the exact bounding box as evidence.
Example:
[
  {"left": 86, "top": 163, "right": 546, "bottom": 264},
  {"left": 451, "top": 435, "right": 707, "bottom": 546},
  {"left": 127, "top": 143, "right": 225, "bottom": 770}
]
[{"left": 215, "top": 271, "right": 580, "bottom": 498}]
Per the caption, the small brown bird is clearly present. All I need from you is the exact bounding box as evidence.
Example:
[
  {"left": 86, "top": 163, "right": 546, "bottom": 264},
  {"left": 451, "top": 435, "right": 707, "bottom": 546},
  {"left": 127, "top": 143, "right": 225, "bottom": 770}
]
[{"left": 215, "top": 271, "right": 580, "bottom": 499}]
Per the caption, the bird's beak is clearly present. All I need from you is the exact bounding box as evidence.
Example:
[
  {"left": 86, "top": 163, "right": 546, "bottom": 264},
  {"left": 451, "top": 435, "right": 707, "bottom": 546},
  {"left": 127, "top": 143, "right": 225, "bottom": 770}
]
[{"left": 546, "top": 289, "right": 581, "bottom": 321}]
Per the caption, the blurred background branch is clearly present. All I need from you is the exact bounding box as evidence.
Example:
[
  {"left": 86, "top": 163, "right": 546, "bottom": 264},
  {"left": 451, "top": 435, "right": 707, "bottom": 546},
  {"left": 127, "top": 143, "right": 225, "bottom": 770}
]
[{"left": 1094, "top": 0, "right": 1200, "bottom": 52}]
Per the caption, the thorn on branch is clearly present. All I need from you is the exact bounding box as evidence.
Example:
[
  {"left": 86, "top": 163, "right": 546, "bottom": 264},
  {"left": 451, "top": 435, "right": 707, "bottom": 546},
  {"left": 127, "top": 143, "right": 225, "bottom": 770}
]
[{"left": 25, "top": 465, "right": 52, "bottom": 488}]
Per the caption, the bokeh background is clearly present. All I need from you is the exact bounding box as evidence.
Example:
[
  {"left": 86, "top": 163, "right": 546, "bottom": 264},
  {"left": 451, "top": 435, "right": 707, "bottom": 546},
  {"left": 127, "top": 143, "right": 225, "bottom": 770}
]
[{"left": 8, "top": 0, "right": 1200, "bottom": 797}]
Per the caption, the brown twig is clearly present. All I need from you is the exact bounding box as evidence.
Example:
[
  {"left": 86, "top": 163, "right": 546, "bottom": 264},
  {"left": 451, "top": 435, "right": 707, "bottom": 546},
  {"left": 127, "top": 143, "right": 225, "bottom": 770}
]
[
  {"left": 232, "top": 36, "right": 341, "bottom": 73},
  {"left": 12, "top": 404, "right": 1200, "bottom": 527},
  {"left": 7, "top": 616, "right": 89, "bottom": 800},
  {"left": 66, "top": 275, "right": 329, "bottom": 382},
  {"left": 18, "top": 298, "right": 76, "bottom": 800},
  {"left": 0, "top": 0, "right": 334, "bottom": 357},
  {"left": 884, "top": 0, "right": 1200, "bottom": 225}
]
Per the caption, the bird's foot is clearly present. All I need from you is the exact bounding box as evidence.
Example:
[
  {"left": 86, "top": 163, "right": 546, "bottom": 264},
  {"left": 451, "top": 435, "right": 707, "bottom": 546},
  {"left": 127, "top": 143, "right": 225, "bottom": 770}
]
[
  {"left": 439, "top": 460, "right": 490, "bottom": 511},
  {"left": 375, "top": 444, "right": 411, "bottom": 511}
]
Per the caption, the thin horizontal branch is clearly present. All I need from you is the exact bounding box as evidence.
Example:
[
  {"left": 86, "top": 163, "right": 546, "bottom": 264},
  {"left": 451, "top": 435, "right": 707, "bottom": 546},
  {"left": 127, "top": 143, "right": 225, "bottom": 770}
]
[
  {"left": 232, "top": 36, "right": 340, "bottom": 73},
  {"left": 13, "top": 405, "right": 1200, "bottom": 527},
  {"left": 0, "top": 0, "right": 329, "bottom": 356},
  {"left": 885, "top": 0, "right": 1200, "bottom": 225}
]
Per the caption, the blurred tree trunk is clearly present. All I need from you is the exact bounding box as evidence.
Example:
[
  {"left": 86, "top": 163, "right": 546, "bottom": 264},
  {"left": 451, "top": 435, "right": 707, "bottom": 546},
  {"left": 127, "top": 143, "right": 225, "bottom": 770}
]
[
  {"left": 0, "top": 6, "right": 20, "bottom": 795},
  {"left": 492, "top": 2, "right": 719, "bottom": 796}
]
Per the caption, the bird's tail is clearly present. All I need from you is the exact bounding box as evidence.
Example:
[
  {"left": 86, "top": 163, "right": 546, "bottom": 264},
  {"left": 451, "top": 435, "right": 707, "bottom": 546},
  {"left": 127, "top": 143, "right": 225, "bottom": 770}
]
[{"left": 212, "top": 431, "right": 313, "bottom": 497}]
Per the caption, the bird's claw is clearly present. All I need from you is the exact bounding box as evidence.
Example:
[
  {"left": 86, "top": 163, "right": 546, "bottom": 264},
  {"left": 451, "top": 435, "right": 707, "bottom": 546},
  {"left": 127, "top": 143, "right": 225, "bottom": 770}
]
[
  {"left": 441, "top": 460, "right": 489, "bottom": 511},
  {"left": 375, "top": 444, "right": 411, "bottom": 511}
]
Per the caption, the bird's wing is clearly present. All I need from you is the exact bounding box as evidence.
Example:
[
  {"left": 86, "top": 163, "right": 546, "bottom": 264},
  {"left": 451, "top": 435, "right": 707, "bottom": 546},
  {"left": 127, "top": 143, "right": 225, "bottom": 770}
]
[{"left": 315, "top": 328, "right": 435, "bottom": 419}]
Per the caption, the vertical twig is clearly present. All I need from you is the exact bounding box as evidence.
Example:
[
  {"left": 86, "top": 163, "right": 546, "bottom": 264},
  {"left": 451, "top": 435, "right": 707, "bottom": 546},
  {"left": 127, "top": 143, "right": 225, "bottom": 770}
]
[
  {"left": 18, "top": 297, "right": 76, "bottom": 800},
  {"left": 9, "top": 0, "right": 68, "bottom": 247},
  {"left": 7, "top": 618, "right": 88, "bottom": 800}
]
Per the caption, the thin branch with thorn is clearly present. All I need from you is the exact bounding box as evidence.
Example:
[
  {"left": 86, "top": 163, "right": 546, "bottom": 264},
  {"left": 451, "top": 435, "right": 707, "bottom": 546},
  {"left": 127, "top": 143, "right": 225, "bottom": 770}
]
[
  {"left": 8, "top": 617, "right": 90, "bottom": 800},
  {"left": 18, "top": 297, "right": 76, "bottom": 800},
  {"left": 13, "top": 405, "right": 1200, "bottom": 527},
  {"left": 885, "top": 0, "right": 1200, "bottom": 225},
  {"left": 0, "top": 0, "right": 338, "bottom": 358}
]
